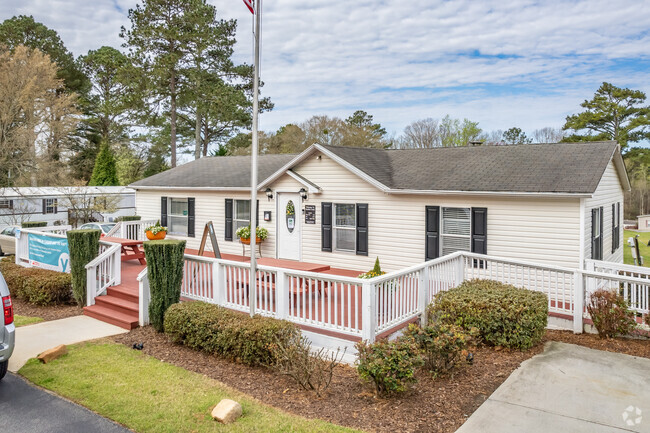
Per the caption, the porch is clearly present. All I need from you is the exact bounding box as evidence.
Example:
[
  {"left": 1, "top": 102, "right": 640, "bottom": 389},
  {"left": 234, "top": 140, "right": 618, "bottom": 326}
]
[{"left": 79, "top": 220, "right": 650, "bottom": 350}]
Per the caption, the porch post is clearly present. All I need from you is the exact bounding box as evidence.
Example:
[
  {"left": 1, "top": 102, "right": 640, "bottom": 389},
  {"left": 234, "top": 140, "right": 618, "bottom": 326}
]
[
  {"left": 455, "top": 254, "right": 465, "bottom": 286},
  {"left": 418, "top": 267, "right": 429, "bottom": 327},
  {"left": 86, "top": 266, "right": 95, "bottom": 306},
  {"left": 213, "top": 261, "right": 224, "bottom": 306},
  {"left": 113, "top": 248, "right": 122, "bottom": 285},
  {"left": 361, "top": 282, "right": 376, "bottom": 342},
  {"left": 276, "top": 270, "right": 289, "bottom": 320},
  {"left": 573, "top": 270, "right": 584, "bottom": 334},
  {"left": 138, "top": 272, "right": 150, "bottom": 326}
]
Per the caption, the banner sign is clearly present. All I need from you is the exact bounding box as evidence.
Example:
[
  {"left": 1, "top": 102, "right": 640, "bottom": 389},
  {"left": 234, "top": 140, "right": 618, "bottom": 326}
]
[{"left": 28, "top": 233, "right": 70, "bottom": 272}]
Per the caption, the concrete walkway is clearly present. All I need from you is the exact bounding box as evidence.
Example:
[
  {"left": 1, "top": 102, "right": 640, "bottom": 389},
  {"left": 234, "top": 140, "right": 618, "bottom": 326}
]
[
  {"left": 9, "top": 315, "right": 128, "bottom": 372},
  {"left": 457, "top": 342, "right": 650, "bottom": 433}
]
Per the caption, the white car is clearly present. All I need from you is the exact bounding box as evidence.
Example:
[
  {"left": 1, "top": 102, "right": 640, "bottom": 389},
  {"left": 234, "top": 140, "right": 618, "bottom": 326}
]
[
  {"left": 0, "top": 226, "right": 18, "bottom": 256},
  {"left": 78, "top": 223, "right": 116, "bottom": 237},
  {"left": 0, "top": 270, "right": 15, "bottom": 380}
]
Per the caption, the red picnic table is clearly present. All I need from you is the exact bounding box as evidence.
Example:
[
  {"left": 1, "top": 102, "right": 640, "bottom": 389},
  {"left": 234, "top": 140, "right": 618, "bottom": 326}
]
[
  {"left": 257, "top": 258, "right": 330, "bottom": 273},
  {"left": 103, "top": 236, "right": 146, "bottom": 265}
]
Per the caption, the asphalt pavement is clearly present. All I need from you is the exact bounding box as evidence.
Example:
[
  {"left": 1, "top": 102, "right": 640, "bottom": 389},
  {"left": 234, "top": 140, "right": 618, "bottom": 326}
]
[{"left": 0, "top": 372, "right": 130, "bottom": 433}]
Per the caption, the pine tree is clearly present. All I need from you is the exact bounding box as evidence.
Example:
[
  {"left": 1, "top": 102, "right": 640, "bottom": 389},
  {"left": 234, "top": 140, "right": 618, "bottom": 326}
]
[{"left": 89, "top": 143, "right": 119, "bottom": 185}]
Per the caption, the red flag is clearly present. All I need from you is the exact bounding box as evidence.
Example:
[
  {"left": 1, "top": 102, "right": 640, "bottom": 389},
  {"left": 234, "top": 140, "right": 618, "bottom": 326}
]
[{"left": 243, "top": 0, "right": 254, "bottom": 14}]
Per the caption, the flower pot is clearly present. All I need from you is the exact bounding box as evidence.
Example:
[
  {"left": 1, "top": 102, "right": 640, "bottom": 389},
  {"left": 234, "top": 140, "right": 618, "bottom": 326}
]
[
  {"left": 240, "top": 237, "right": 262, "bottom": 245},
  {"left": 146, "top": 230, "right": 167, "bottom": 240}
]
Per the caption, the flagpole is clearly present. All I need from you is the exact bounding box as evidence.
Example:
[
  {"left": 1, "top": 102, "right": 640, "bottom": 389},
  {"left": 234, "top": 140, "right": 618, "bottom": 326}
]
[{"left": 249, "top": 0, "right": 261, "bottom": 317}]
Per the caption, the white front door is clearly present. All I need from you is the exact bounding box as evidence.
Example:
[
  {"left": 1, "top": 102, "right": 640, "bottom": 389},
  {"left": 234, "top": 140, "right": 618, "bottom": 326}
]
[{"left": 277, "top": 193, "right": 301, "bottom": 260}]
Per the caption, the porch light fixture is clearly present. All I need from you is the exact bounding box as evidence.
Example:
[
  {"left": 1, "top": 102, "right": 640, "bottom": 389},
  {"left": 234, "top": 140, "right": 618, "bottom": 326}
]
[
  {"left": 299, "top": 188, "right": 308, "bottom": 200},
  {"left": 265, "top": 188, "right": 273, "bottom": 201}
]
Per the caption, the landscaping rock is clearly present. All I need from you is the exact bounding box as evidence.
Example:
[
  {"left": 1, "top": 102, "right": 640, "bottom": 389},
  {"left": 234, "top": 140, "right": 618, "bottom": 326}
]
[
  {"left": 37, "top": 344, "right": 68, "bottom": 364},
  {"left": 211, "top": 399, "right": 242, "bottom": 424}
]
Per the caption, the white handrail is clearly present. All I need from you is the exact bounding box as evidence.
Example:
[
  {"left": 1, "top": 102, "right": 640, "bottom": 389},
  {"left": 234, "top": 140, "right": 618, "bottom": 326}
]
[
  {"left": 85, "top": 241, "right": 122, "bottom": 306},
  {"left": 105, "top": 222, "right": 121, "bottom": 237}
]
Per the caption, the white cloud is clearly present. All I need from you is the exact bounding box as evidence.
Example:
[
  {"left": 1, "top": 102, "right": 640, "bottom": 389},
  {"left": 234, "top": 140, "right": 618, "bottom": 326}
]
[{"left": 1, "top": 0, "right": 649, "bottom": 137}]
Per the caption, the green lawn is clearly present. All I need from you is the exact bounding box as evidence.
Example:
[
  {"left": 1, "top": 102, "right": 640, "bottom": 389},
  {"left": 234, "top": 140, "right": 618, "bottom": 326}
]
[
  {"left": 20, "top": 341, "right": 359, "bottom": 433},
  {"left": 14, "top": 315, "right": 44, "bottom": 327},
  {"left": 623, "top": 230, "right": 650, "bottom": 267}
]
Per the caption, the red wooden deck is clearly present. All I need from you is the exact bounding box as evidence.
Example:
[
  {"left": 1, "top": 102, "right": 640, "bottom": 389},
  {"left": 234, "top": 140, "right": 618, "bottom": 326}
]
[{"left": 84, "top": 250, "right": 366, "bottom": 332}]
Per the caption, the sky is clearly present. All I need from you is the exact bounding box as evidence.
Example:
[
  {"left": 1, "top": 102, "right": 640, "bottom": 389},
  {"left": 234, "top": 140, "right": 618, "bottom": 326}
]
[{"left": 2, "top": 0, "right": 650, "bottom": 139}]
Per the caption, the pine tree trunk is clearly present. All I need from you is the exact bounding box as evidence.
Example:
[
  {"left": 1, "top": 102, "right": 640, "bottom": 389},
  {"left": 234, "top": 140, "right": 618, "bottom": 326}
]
[
  {"left": 170, "top": 71, "right": 177, "bottom": 168},
  {"left": 194, "top": 109, "right": 202, "bottom": 160}
]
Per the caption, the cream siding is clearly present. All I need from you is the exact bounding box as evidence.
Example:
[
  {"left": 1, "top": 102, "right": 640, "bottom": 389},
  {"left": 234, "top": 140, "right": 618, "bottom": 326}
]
[
  {"left": 583, "top": 160, "right": 625, "bottom": 264},
  {"left": 135, "top": 190, "right": 284, "bottom": 258},
  {"left": 134, "top": 151, "right": 619, "bottom": 273},
  {"left": 285, "top": 153, "right": 582, "bottom": 271}
]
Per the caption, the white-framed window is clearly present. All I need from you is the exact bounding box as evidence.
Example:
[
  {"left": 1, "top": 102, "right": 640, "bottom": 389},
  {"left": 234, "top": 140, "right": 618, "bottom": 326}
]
[
  {"left": 0, "top": 199, "right": 12, "bottom": 209},
  {"left": 45, "top": 198, "right": 57, "bottom": 214},
  {"left": 234, "top": 199, "right": 251, "bottom": 231},
  {"left": 334, "top": 203, "right": 356, "bottom": 252},
  {"left": 592, "top": 206, "right": 603, "bottom": 260},
  {"left": 168, "top": 198, "right": 189, "bottom": 235},
  {"left": 441, "top": 207, "right": 471, "bottom": 256}
]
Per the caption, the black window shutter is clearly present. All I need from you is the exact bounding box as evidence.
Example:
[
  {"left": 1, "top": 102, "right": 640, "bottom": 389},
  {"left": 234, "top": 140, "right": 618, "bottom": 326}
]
[
  {"left": 160, "top": 197, "right": 167, "bottom": 227},
  {"left": 225, "top": 199, "right": 233, "bottom": 241},
  {"left": 616, "top": 202, "right": 621, "bottom": 250},
  {"left": 9, "top": 199, "right": 13, "bottom": 210},
  {"left": 425, "top": 206, "right": 440, "bottom": 260},
  {"left": 591, "top": 208, "right": 602, "bottom": 260},
  {"left": 599, "top": 206, "right": 604, "bottom": 258},
  {"left": 187, "top": 197, "right": 195, "bottom": 238},
  {"left": 321, "top": 202, "right": 332, "bottom": 252},
  {"left": 42, "top": 199, "right": 46, "bottom": 215},
  {"left": 612, "top": 203, "right": 616, "bottom": 253},
  {"left": 471, "top": 207, "right": 488, "bottom": 255},
  {"left": 356, "top": 203, "right": 368, "bottom": 256},
  {"left": 255, "top": 199, "right": 259, "bottom": 227},
  {"left": 54, "top": 199, "right": 58, "bottom": 214}
]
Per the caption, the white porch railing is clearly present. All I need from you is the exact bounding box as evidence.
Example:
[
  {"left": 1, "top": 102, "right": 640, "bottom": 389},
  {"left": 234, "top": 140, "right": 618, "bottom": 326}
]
[
  {"left": 585, "top": 260, "right": 650, "bottom": 317},
  {"left": 119, "top": 219, "right": 158, "bottom": 240},
  {"left": 85, "top": 240, "right": 122, "bottom": 306},
  {"left": 136, "top": 251, "right": 650, "bottom": 343},
  {"left": 14, "top": 228, "right": 70, "bottom": 268},
  {"left": 33, "top": 225, "right": 72, "bottom": 235}
]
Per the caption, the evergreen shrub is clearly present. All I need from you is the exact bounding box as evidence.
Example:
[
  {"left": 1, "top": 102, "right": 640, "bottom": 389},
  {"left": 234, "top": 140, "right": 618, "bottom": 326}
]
[
  {"left": 67, "top": 229, "right": 101, "bottom": 306},
  {"left": 429, "top": 279, "right": 548, "bottom": 349},
  {"left": 164, "top": 301, "right": 299, "bottom": 366},
  {"left": 145, "top": 239, "right": 185, "bottom": 332},
  {"left": 22, "top": 221, "right": 47, "bottom": 228}
]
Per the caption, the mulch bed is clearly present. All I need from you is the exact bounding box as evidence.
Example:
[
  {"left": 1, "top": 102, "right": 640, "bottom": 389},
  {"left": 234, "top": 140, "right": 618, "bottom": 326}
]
[
  {"left": 113, "top": 327, "right": 545, "bottom": 433},
  {"left": 544, "top": 329, "right": 650, "bottom": 359},
  {"left": 12, "top": 298, "right": 82, "bottom": 322}
]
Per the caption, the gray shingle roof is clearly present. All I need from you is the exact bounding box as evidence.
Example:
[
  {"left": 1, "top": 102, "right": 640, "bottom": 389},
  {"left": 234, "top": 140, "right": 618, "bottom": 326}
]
[
  {"left": 130, "top": 154, "right": 296, "bottom": 188},
  {"left": 322, "top": 141, "right": 619, "bottom": 194}
]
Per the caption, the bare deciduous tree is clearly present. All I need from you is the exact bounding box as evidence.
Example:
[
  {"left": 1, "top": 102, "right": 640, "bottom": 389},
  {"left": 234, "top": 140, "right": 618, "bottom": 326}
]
[{"left": 532, "top": 127, "right": 565, "bottom": 143}]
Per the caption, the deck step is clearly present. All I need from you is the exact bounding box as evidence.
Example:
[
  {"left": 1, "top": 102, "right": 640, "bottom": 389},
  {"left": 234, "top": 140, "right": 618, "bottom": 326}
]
[
  {"left": 106, "top": 285, "right": 139, "bottom": 303},
  {"left": 83, "top": 304, "right": 138, "bottom": 330},
  {"left": 95, "top": 295, "right": 138, "bottom": 316}
]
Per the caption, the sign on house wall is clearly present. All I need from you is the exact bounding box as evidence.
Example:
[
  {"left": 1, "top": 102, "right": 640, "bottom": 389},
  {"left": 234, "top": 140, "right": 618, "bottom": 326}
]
[{"left": 27, "top": 233, "right": 70, "bottom": 272}]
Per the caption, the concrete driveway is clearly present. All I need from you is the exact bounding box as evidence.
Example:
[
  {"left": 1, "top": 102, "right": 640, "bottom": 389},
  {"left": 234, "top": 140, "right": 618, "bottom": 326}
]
[
  {"left": 0, "top": 373, "right": 130, "bottom": 433},
  {"left": 457, "top": 342, "right": 650, "bottom": 433}
]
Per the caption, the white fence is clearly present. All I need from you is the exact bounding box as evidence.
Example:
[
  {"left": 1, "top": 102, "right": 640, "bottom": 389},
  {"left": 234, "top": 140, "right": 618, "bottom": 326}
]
[
  {"left": 85, "top": 241, "right": 122, "bottom": 306},
  {"left": 14, "top": 228, "right": 70, "bottom": 269},
  {"left": 135, "top": 251, "right": 648, "bottom": 341},
  {"left": 585, "top": 260, "right": 650, "bottom": 317},
  {"left": 105, "top": 219, "right": 158, "bottom": 240}
]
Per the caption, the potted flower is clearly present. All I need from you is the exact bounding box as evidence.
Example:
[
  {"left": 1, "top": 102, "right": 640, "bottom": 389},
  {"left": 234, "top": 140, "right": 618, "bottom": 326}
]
[
  {"left": 144, "top": 221, "right": 167, "bottom": 240},
  {"left": 236, "top": 225, "right": 268, "bottom": 245},
  {"left": 358, "top": 257, "right": 387, "bottom": 280}
]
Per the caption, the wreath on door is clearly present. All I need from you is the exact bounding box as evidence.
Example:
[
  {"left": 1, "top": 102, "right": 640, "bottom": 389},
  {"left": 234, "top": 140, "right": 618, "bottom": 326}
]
[{"left": 286, "top": 200, "right": 295, "bottom": 233}]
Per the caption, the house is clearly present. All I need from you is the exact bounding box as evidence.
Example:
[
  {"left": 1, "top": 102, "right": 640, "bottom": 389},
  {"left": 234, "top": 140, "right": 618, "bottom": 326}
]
[
  {"left": 0, "top": 186, "right": 136, "bottom": 228},
  {"left": 130, "top": 141, "right": 630, "bottom": 272}
]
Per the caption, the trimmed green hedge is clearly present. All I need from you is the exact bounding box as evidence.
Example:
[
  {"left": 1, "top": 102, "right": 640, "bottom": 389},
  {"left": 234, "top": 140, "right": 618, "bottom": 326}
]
[
  {"left": 22, "top": 221, "right": 47, "bottom": 228},
  {"left": 67, "top": 229, "right": 101, "bottom": 307},
  {"left": 164, "top": 301, "right": 299, "bottom": 367},
  {"left": 0, "top": 258, "right": 72, "bottom": 305},
  {"left": 116, "top": 215, "right": 141, "bottom": 222},
  {"left": 145, "top": 239, "right": 186, "bottom": 332},
  {"left": 429, "top": 279, "right": 548, "bottom": 350}
]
